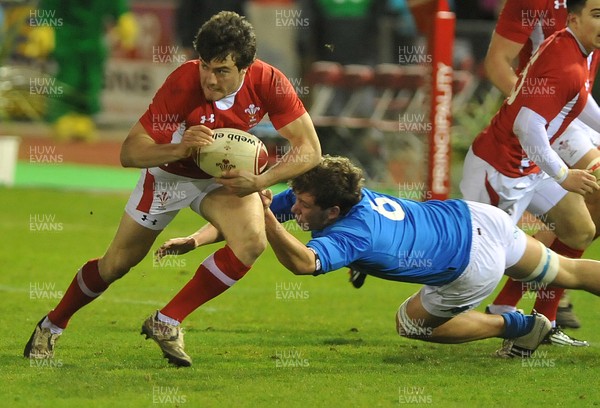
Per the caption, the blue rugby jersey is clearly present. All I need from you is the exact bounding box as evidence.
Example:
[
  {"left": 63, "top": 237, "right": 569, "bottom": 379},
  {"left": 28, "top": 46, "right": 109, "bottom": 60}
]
[{"left": 271, "top": 188, "right": 473, "bottom": 286}]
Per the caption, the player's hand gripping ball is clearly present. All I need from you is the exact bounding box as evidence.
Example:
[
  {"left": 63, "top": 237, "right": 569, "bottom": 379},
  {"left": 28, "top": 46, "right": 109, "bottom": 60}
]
[{"left": 195, "top": 128, "right": 269, "bottom": 177}]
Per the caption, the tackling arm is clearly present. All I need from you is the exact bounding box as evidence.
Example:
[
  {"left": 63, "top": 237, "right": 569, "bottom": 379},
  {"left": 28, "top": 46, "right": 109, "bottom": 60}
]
[{"left": 264, "top": 208, "right": 316, "bottom": 276}]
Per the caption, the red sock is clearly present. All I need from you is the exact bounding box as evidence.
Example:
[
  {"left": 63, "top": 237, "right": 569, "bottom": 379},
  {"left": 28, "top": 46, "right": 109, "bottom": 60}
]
[
  {"left": 548, "top": 238, "right": 585, "bottom": 259},
  {"left": 533, "top": 239, "right": 583, "bottom": 322},
  {"left": 492, "top": 278, "right": 527, "bottom": 307},
  {"left": 160, "top": 246, "right": 251, "bottom": 323},
  {"left": 533, "top": 287, "right": 565, "bottom": 322},
  {"left": 47, "top": 259, "right": 109, "bottom": 329}
]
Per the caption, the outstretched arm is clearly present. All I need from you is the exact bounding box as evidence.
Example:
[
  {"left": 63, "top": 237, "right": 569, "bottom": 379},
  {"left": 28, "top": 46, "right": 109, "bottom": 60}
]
[
  {"left": 155, "top": 223, "right": 223, "bottom": 260},
  {"left": 155, "top": 187, "right": 296, "bottom": 259},
  {"left": 264, "top": 209, "right": 316, "bottom": 275},
  {"left": 259, "top": 189, "right": 316, "bottom": 275}
]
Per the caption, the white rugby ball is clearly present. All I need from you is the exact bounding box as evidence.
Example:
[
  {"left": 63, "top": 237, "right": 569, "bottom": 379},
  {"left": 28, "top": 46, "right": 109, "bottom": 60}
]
[{"left": 195, "top": 128, "right": 269, "bottom": 177}]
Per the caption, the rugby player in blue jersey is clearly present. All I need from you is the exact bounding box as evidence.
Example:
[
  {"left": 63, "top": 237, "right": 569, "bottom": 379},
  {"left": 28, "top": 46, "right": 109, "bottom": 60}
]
[{"left": 158, "top": 155, "right": 600, "bottom": 358}]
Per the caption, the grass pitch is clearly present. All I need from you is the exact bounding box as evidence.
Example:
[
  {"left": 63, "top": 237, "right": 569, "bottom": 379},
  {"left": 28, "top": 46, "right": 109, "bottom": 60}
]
[{"left": 2, "top": 187, "right": 600, "bottom": 407}]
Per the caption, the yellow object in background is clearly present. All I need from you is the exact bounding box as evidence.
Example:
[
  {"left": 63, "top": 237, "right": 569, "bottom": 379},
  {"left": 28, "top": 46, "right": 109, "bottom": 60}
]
[
  {"left": 53, "top": 113, "right": 97, "bottom": 142},
  {"left": 116, "top": 12, "right": 138, "bottom": 50},
  {"left": 22, "top": 25, "right": 55, "bottom": 58}
]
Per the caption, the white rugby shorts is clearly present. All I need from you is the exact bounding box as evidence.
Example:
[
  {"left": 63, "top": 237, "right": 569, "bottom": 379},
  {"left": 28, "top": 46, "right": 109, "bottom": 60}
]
[
  {"left": 125, "top": 167, "right": 221, "bottom": 230},
  {"left": 460, "top": 147, "right": 567, "bottom": 224},
  {"left": 419, "top": 201, "right": 528, "bottom": 318},
  {"left": 552, "top": 118, "right": 600, "bottom": 167}
]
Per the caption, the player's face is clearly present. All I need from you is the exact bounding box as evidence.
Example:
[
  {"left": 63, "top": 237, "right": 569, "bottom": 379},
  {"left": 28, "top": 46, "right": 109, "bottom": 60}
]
[
  {"left": 569, "top": 0, "right": 600, "bottom": 52},
  {"left": 199, "top": 55, "right": 247, "bottom": 101},
  {"left": 291, "top": 192, "right": 339, "bottom": 231}
]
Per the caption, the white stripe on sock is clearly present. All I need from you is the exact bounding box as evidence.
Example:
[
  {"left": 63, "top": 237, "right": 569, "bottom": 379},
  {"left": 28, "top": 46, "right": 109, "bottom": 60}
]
[
  {"left": 76, "top": 268, "right": 104, "bottom": 298},
  {"left": 204, "top": 254, "right": 237, "bottom": 287}
]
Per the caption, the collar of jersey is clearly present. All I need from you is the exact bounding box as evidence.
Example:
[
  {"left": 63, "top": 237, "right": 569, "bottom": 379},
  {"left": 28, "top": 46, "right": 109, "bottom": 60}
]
[
  {"left": 214, "top": 78, "right": 245, "bottom": 110},
  {"left": 566, "top": 27, "right": 591, "bottom": 56}
]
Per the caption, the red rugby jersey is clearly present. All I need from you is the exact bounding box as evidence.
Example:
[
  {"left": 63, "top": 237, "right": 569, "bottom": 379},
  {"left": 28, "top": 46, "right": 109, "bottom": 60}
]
[
  {"left": 495, "top": 0, "right": 600, "bottom": 88},
  {"left": 139, "top": 59, "right": 306, "bottom": 178},
  {"left": 473, "top": 29, "right": 592, "bottom": 177},
  {"left": 495, "top": 0, "right": 568, "bottom": 73}
]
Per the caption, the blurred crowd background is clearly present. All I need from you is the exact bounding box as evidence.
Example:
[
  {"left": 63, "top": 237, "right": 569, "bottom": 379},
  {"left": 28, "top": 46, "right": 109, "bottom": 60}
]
[{"left": 1, "top": 0, "right": 514, "bottom": 188}]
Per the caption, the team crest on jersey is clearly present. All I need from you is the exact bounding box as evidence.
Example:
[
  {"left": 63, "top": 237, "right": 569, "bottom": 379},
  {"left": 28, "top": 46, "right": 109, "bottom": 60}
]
[
  {"left": 554, "top": 0, "right": 566, "bottom": 9},
  {"left": 200, "top": 114, "right": 215, "bottom": 124},
  {"left": 155, "top": 191, "right": 169, "bottom": 211},
  {"left": 245, "top": 104, "right": 261, "bottom": 126},
  {"left": 557, "top": 140, "right": 576, "bottom": 159},
  {"left": 557, "top": 139, "right": 570, "bottom": 151}
]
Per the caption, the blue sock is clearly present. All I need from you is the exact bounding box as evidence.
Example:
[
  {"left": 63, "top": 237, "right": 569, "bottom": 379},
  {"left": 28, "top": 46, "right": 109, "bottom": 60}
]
[{"left": 501, "top": 312, "right": 535, "bottom": 339}]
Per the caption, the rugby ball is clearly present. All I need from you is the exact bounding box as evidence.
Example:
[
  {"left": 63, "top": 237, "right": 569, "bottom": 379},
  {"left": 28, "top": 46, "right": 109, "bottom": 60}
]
[{"left": 195, "top": 128, "right": 269, "bottom": 177}]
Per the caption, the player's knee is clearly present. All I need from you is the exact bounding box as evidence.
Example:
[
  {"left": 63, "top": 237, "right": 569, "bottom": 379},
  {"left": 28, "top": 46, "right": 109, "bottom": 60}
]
[
  {"left": 556, "top": 219, "right": 595, "bottom": 250},
  {"left": 229, "top": 231, "right": 267, "bottom": 265},
  {"left": 578, "top": 220, "right": 595, "bottom": 247},
  {"left": 395, "top": 310, "right": 413, "bottom": 338},
  {"left": 513, "top": 241, "right": 560, "bottom": 288},
  {"left": 245, "top": 237, "right": 267, "bottom": 262},
  {"left": 396, "top": 297, "right": 433, "bottom": 340},
  {"left": 98, "top": 257, "right": 133, "bottom": 283}
]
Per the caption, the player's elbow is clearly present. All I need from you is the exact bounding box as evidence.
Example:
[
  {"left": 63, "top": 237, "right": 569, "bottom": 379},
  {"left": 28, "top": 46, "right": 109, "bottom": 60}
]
[
  {"left": 512, "top": 108, "right": 538, "bottom": 144},
  {"left": 302, "top": 145, "right": 322, "bottom": 172},
  {"left": 483, "top": 55, "right": 494, "bottom": 80},
  {"left": 120, "top": 150, "right": 134, "bottom": 168},
  {"left": 310, "top": 148, "right": 322, "bottom": 167},
  {"left": 288, "top": 262, "right": 315, "bottom": 276},
  {"left": 289, "top": 267, "right": 304, "bottom": 275},
  {"left": 483, "top": 54, "right": 514, "bottom": 96},
  {"left": 120, "top": 141, "right": 137, "bottom": 168},
  {"left": 299, "top": 130, "right": 322, "bottom": 169},
  {"left": 483, "top": 55, "right": 503, "bottom": 89},
  {"left": 512, "top": 119, "right": 526, "bottom": 142}
]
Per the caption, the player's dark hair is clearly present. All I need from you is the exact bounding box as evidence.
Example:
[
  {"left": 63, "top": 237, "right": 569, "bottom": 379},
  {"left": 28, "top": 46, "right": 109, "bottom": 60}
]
[
  {"left": 290, "top": 155, "right": 364, "bottom": 216},
  {"left": 568, "top": 0, "right": 587, "bottom": 13},
  {"left": 193, "top": 11, "right": 256, "bottom": 69}
]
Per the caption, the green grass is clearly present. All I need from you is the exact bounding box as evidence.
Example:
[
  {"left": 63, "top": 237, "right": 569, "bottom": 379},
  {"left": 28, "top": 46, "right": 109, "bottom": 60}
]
[
  {"left": 2, "top": 187, "right": 600, "bottom": 407},
  {"left": 14, "top": 162, "right": 141, "bottom": 192}
]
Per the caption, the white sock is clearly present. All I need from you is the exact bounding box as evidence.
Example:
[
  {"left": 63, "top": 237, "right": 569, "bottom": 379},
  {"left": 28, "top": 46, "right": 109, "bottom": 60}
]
[
  {"left": 157, "top": 311, "right": 180, "bottom": 326},
  {"left": 487, "top": 304, "right": 517, "bottom": 315},
  {"left": 41, "top": 316, "right": 64, "bottom": 335}
]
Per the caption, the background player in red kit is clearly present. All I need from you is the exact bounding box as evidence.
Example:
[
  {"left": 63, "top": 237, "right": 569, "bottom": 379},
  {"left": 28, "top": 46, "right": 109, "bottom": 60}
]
[
  {"left": 485, "top": 0, "right": 571, "bottom": 96},
  {"left": 485, "top": 0, "right": 587, "bottom": 340},
  {"left": 24, "top": 11, "right": 321, "bottom": 367},
  {"left": 477, "top": 0, "right": 600, "bottom": 343},
  {"left": 461, "top": 0, "right": 600, "bottom": 351}
]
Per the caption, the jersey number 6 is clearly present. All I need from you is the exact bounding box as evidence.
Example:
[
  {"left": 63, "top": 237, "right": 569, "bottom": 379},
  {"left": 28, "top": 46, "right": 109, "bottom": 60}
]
[{"left": 370, "top": 197, "right": 406, "bottom": 221}]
